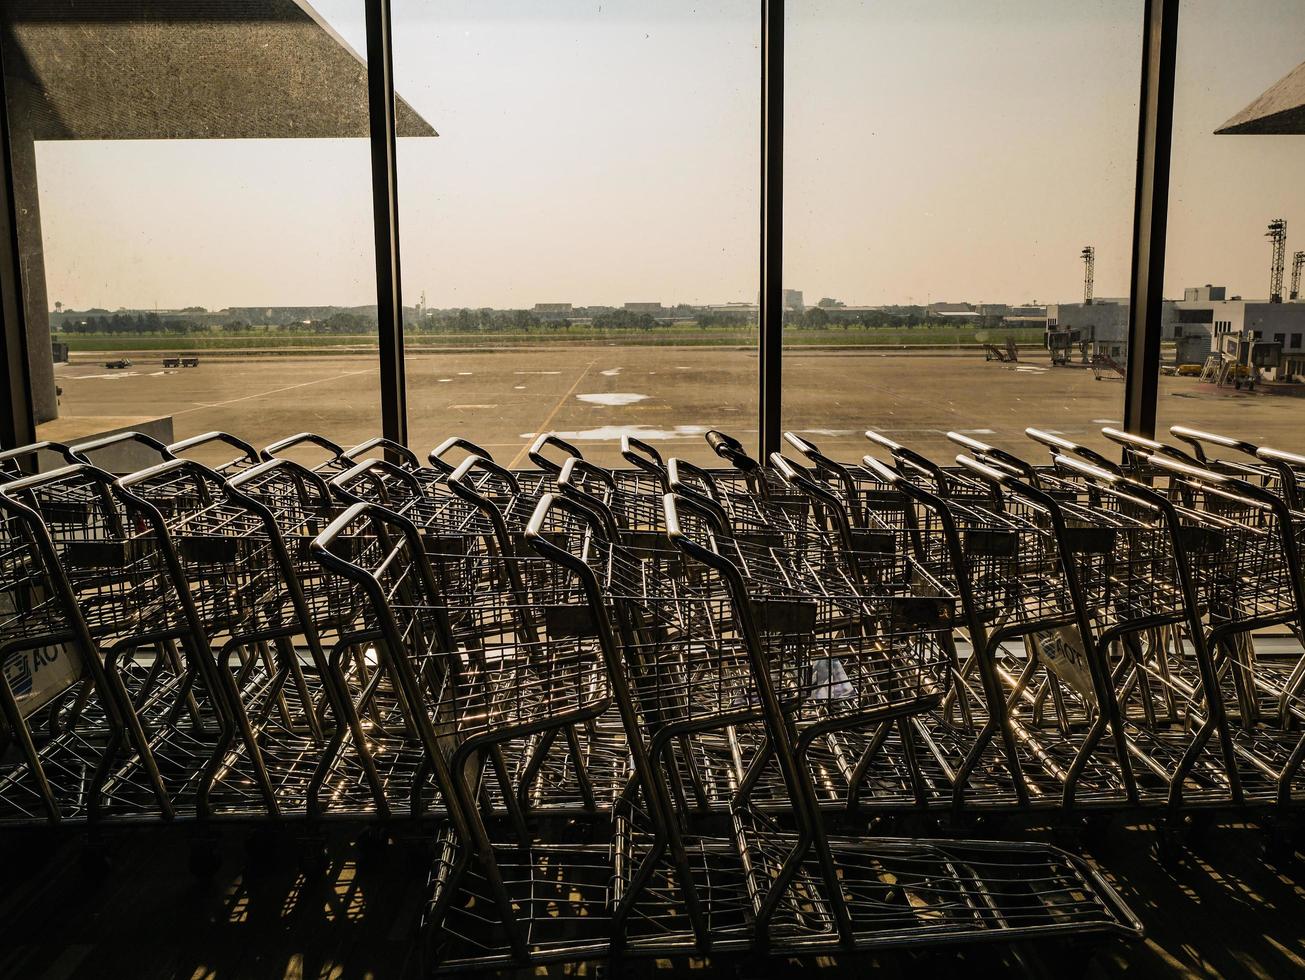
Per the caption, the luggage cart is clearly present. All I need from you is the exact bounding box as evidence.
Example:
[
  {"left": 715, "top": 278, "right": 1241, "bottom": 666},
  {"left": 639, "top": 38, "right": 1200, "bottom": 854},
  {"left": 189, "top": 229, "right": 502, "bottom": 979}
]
[
  {"left": 1, "top": 465, "right": 239, "bottom": 823},
  {"left": 947, "top": 432, "right": 1252, "bottom": 819},
  {"left": 344, "top": 452, "right": 638, "bottom": 824},
  {"left": 1137, "top": 454, "right": 1305, "bottom": 823},
  {"left": 118, "top": 459, "right": 345, "bottom": 820},
  {"left": 858, "top": 442, "right": 1042, "bottom": 813},
  {"left": 780, "top": 435, "right": 1035, "bottom": 816},
  {"left": 229, "top": 458, "right": 406, "bottom": 819},
  {"left": 0, "top": 479, "right": 145, "bottom": 826},
  {"left": 765, "top": 453, "right": 974, "bottom": 815},
  {"left": 313, "top": 498, "right": 686, "bottom": 968},
  {"left": 662, "top": 492, "right": 1142, "bottom": 954},
  {"left": 870, "top": 435, "right": 1160, "bottom": 816},
  {"left": 952, "top": 454, "right": 1243, "bottom": 817}
]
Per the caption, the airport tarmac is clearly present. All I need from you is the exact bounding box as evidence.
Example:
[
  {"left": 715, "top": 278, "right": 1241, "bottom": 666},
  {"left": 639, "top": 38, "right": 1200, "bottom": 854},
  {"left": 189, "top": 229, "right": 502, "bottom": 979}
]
[{"left": 51, "top": 346, "right": 1305, "bottom": 467}]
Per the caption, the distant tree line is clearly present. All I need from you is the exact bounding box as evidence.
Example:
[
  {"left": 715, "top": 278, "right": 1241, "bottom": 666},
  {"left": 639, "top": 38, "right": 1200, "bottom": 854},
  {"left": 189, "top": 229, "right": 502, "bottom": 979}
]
[
  {"left": 58, "top": 313, "right": 215, "bottom": 334},
  {"left": 788, "top": 308, "right": 958, "bottom": 330},
  {"left": 55, "top": 311, "right": 379, "bottom": 335},
  {"left": 54, "top": 306, "right": 971, "bottom": 337}
]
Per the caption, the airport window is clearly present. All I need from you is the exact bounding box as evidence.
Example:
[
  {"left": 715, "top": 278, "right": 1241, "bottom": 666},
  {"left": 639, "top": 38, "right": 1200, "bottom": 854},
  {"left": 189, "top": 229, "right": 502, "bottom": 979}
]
[
  {"left": 1155, "top": 0, "right": 1305, "bottom": 439},
  {"left": 391, "top": 1, "right": 759, "bottom": 468},
  {"left": 1, "top": 1, "right": 385, "bottom": 465},
  {"left": 5, "top": 4, "right": 1305, "bottom": 975},
  {"left": 781, "top": 2, "right": 1142, "bottom": 463}
]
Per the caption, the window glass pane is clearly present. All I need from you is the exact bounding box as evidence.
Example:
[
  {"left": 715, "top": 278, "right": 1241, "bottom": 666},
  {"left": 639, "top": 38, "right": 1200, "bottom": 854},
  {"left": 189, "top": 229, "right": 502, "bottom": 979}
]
[
  {"left": 393, "top": 1, "right": 759, "bottom": 468},
  {"left": 3, "top": 1, "right": 383, "bottom": 467},
  {"left": 783, "top": 1, "right": 1141, "bottom": 466},
  {"left": 1156, "top": 0, "right": 1305, "bottom": 450}
]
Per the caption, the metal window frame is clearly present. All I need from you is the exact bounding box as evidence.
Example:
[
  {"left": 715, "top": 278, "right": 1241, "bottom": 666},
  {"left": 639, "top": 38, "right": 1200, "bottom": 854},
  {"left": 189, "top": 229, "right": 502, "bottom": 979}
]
[
  {"left": 758, "top": 0, "right": 784, "bottom": 461},
  {"left": 0, "top": 2, "right": 1180, "bottom": 460},
  {"left": 0, "top": 32, "right": 35, "bottom": 452},
  {"left": 1123, "top": 0, "right": 1180, "bottom": 438},
  {"left": 366, "top": 0, "right": 409, "bottom": 449}
]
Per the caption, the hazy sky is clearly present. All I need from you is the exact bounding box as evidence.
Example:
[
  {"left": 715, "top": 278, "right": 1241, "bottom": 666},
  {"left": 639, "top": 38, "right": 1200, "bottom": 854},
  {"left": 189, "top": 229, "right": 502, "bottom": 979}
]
[{"left": 30, "top": 0, "right": 1305, "bottom": 311}]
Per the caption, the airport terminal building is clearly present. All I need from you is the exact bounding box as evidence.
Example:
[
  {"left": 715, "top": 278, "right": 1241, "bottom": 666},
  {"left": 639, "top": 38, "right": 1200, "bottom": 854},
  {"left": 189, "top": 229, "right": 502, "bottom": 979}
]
[{"left": 1048, "top": 285, "right": 1305, "bottom": 380}]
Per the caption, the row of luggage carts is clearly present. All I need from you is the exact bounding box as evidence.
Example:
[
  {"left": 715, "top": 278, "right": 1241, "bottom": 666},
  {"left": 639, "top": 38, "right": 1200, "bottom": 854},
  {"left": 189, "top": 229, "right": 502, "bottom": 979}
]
[{"left": 4, "top": 419, "right": 1301, "bottom": 968}]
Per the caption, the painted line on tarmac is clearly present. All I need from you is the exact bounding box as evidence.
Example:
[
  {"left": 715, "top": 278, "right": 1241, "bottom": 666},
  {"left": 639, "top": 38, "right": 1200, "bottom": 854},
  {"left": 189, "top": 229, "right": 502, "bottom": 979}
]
[
  {"left": 508, "top": 360, "right": 597, "bottom": 468},
  {"left": 171, "top": 369, "right": 373, "bottom": 417}
]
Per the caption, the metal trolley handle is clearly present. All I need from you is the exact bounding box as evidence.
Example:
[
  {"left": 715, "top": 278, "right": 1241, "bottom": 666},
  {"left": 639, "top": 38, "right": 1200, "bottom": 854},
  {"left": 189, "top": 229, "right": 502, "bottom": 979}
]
[
  {"left": 345, "top": 437, "right": 420, "bottom": 470},
  {"left": 444, "top": 454, "right": 528, "bottom": 556},
  {"left": 1100, "top": 427, "right": 1195, "bottom": 465},
  {"left": 427, "top": 436, "right": 494, "bottom": 474},
  {"left": 662, "top": 491, "right": 736, "bottom": 574},
  {"left": 946, "top": 431, "right": 1036, "bottom": 481},
  {"left": 662, "top": 487, "right": 733, "bottom": 550},
  {"left": 783, "top": 431, "right": 841, "bottom": 475},
  {"left": 1025, "top": 427, "right": 1119, "bottom": 473},
  {"left": 704, "top": 429, "right": 758, "bottom": 473},
  {"left": 1257, "top": 445, "right": 1305, "bottom": 510},
  {"left": 556, "top": 456, "right": 623, "bottom": 532},
  {"left": 70, "top": 430, "right": 173, "bottom": 467},
  {"left": 168, "top": 431, "right": 261, "bottom": 469},
  {"left": 524, "top": 491, "right": 617, "bottom": 572},
  {"left": 528, "top": 433, "right": 583, "bottom": 476},
  {"left": 0, "top": 440, "right": 79, "bottom": 476},
  {"left": 771, "top": 452, "right": 856, "bottom": 550},
  {"left": 1144, "top": 451, "right": 1283, "bottom": 509},
  {"left": 620, "top": 435, "right": 666, "bottom": 485},
  {"left": 262, "top": 432, "right": 347, "bottom": 465},
  {"left": 328, "top": 456, "right": 424, "bottom": 507},
  {"left": 783, "top": 431, "right": 874, "bottom": 517},
  {"left": 666, "top": 458, "right": 736, "bottom": 529},
  {"left": 1169, "top": 425, "right": 1259, "bottom": 463},
  {"left": 447, "top": 453, "right": 522, "bottom": 500},
  {"left": 228, "top": 457, "right": 335, "bottom": 512},
  {"left": 865, "top": 429, "right": 946, "bottom": 484}
]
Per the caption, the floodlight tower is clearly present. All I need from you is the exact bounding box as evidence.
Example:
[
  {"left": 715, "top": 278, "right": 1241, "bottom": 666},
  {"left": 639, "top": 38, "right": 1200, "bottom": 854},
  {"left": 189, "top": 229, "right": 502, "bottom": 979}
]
[
  {"left": 1080, "top": 246, "right": 1095, "bottom": 305},
  {"left": 1291, "top": 250, "right": 1304, "bottom": 301},
  {"left": 1267, "top": 219, "right": 1287, "bottom": 303}
]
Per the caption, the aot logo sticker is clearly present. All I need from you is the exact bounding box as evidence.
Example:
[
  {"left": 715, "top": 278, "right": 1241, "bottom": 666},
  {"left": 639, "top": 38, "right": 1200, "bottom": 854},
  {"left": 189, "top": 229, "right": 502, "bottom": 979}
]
[
  {"left": 3, "top": 647, "right": 79, "bottom": 715},
  {"left": 4, "top": 651, "right": 35, "bottom": 697},
  {"left": 1030, "top": 627, "right": 1097, "bottom": 705}
]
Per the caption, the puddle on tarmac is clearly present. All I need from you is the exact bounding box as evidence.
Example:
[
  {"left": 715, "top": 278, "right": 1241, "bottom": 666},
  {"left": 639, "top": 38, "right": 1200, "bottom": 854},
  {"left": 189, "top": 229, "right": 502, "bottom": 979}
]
[
  {"left": 576, "top": 392, "right": 648, "bottom": 407},
  {"left": 519, "top": 424, "right": 711, "bottom": 441}
]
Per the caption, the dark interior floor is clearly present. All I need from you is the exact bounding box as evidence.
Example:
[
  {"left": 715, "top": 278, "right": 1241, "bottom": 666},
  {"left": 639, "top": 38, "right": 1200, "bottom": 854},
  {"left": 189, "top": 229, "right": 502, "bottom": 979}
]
[{"left": 1, "top": 818, "right": 1303, "bottom": 979}]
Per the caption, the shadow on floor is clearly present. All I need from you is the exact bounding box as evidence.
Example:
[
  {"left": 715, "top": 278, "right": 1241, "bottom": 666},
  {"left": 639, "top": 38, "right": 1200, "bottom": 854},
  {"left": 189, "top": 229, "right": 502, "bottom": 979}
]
[{"left": 0, "top": 819, "right": 1302, "bottom": 979}]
